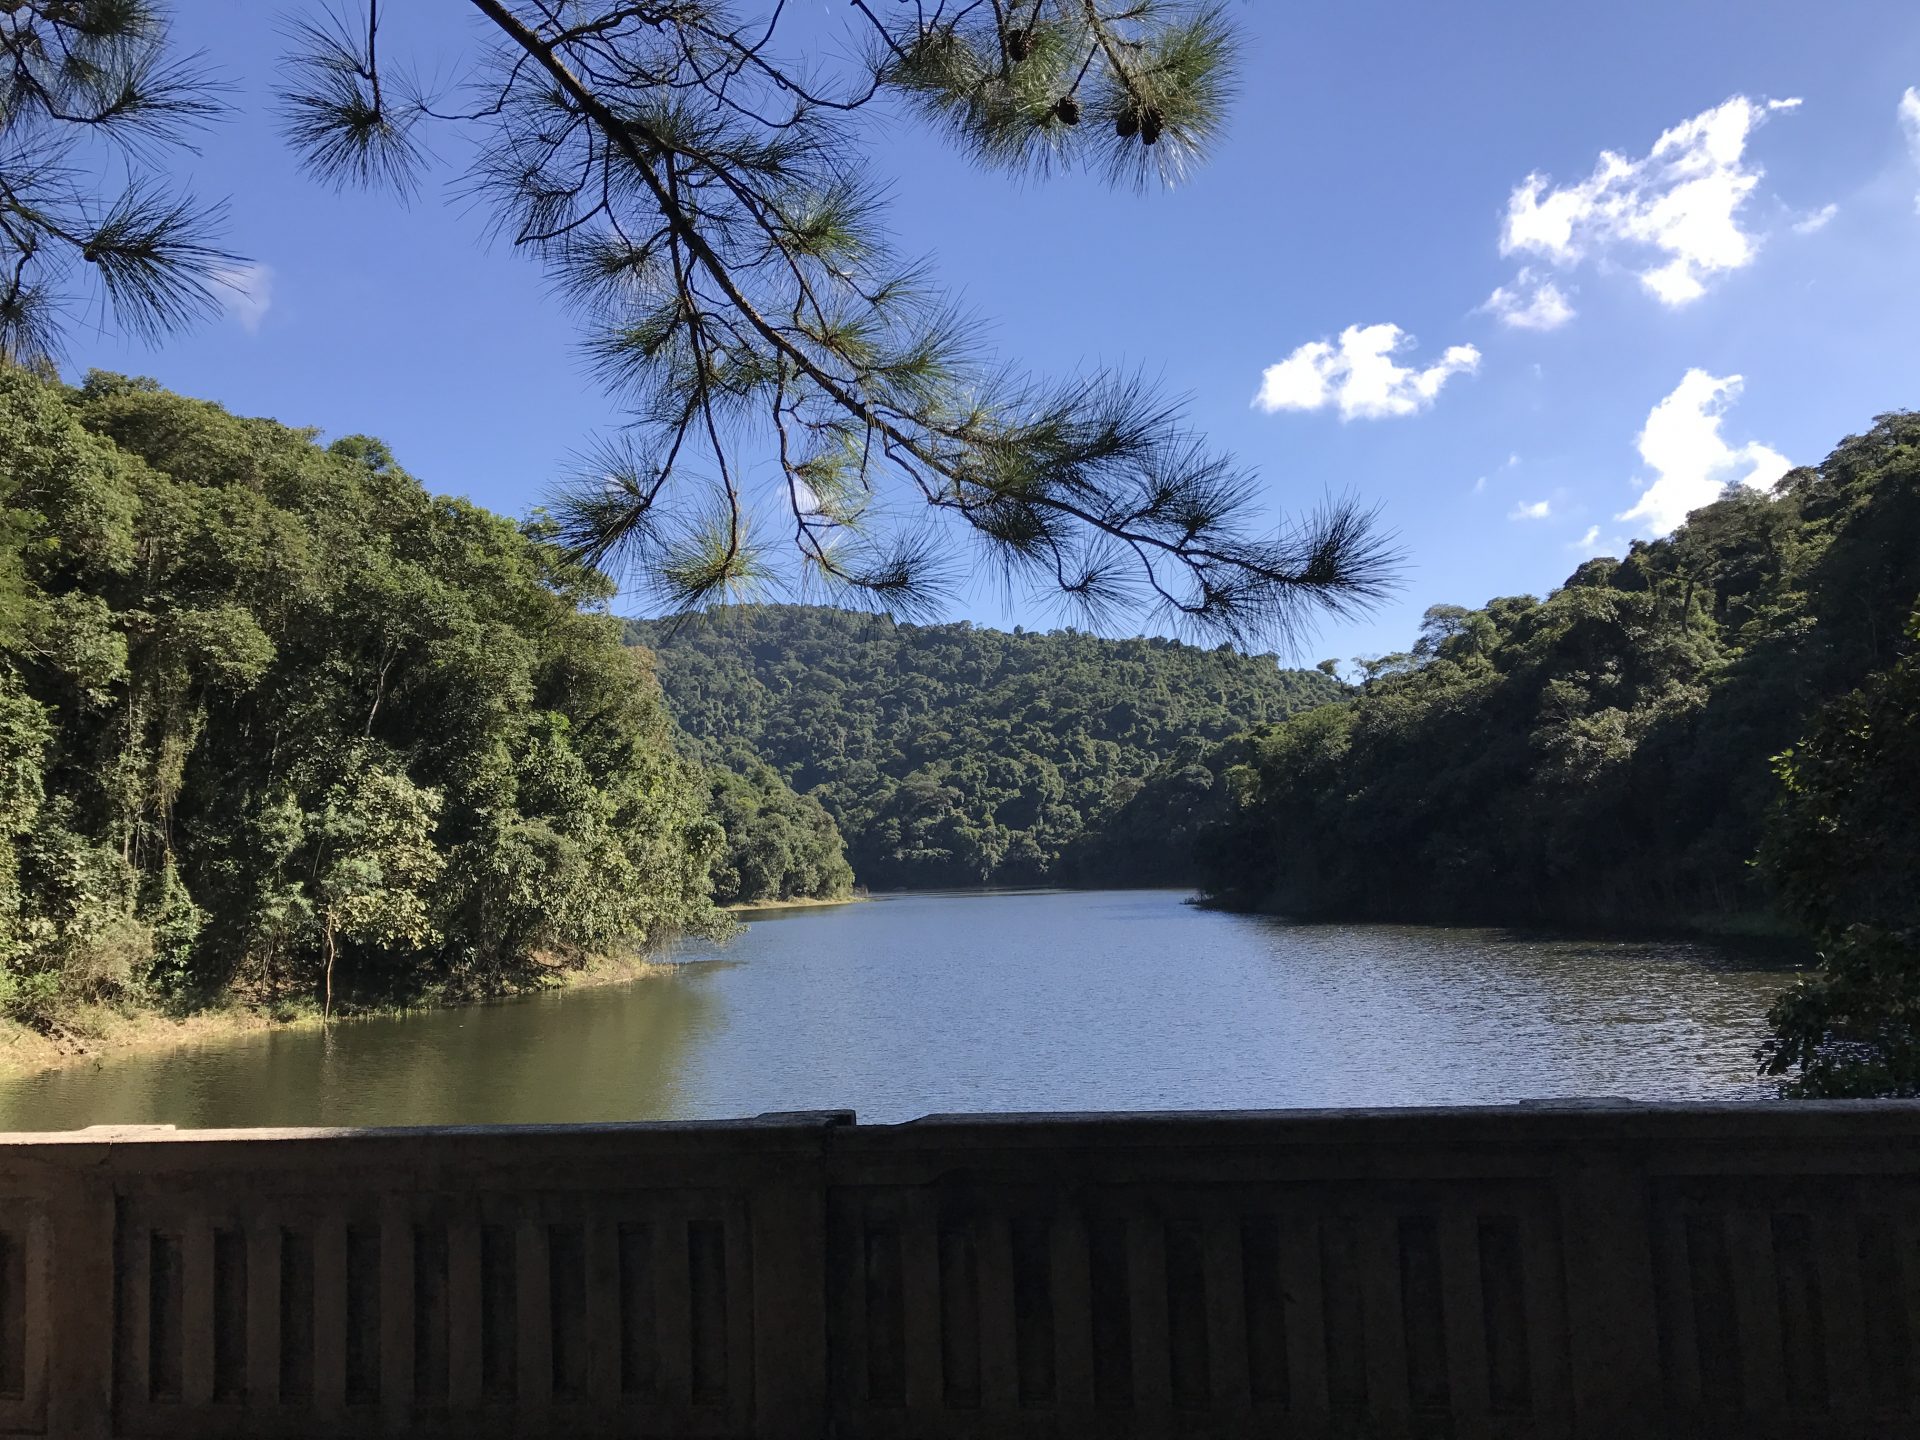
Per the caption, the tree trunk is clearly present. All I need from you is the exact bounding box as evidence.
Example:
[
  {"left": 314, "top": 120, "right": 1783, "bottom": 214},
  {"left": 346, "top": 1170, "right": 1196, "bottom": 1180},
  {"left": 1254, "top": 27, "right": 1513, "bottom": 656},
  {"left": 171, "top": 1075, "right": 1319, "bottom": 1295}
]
[
  {"left": 366, "top": 642, "right": 397, "bottom": 736},
  {"left": 323, "top": 915, "right": 336, "bottom": 1023}
]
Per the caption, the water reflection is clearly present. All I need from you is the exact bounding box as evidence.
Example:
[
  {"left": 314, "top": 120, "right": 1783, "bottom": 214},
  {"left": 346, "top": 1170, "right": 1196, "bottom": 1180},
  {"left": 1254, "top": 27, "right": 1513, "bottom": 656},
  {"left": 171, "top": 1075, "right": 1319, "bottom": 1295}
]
[
  {"left": 4, "top": 964, "right": 724, "bottom": 1130},
  {"left": 0, "top": 891, "right": 1797, "bottom": 1130}
]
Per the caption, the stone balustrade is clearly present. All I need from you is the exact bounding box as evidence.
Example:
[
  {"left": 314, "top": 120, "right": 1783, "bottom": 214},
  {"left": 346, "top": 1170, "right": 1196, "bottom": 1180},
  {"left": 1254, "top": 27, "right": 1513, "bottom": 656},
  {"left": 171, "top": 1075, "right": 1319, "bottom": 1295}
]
[{"left": 1, "top": 1099, "right": 1916, "bottom": 1437}]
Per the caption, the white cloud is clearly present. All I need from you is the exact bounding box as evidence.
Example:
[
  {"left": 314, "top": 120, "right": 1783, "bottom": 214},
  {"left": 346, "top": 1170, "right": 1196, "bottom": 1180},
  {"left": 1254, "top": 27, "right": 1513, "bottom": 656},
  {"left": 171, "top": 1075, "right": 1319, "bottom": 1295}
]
[
  {"left": 1571, "top": 525, "right": 1601, "bottom": 550},
  {"left": 1792, "top": 203, "right": 1838, "bottom": 234},
  {"left": 1500, "top": 95, "right": 1797, "bottom": 309},
  {"left": 1473, "top": 455, "right": 1519, "bottom": 496},
  {"left": 1902, "top": 88, "right": 1920, "bottom": 210},
  {"left": 1509, "top": 499, "right": 1552, "bottom": 521},
  {"left": 1253, "top": 323, "right": 1480, "bottom": 420},
  {"left": 213, "top": 264, "right": 273, "bottom": 333},
  {"left": 1480, "top": 269, "right": 1575, "bottom": 331},
  {"left": 1619, "top": 369, "right": 1792, "bottom": 534}
]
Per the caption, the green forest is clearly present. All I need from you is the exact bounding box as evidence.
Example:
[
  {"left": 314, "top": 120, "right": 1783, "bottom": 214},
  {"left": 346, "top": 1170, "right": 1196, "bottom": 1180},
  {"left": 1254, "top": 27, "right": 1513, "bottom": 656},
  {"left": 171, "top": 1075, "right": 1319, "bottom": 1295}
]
[
  {"left": 627, "top": 607, "right": 1340, "bottom": 887},
  {"left": 1192, "top": 411, "right": 1918, "bottom": 927},
  {"left": 702, "top": 751, "right": 855, "bottom": 906},
  {"left": 1181, "top": 412, "right": 1920, "bottom": 1093},
  {"left": 0, "top": 370, "right": 857, "bottom": 1037}
]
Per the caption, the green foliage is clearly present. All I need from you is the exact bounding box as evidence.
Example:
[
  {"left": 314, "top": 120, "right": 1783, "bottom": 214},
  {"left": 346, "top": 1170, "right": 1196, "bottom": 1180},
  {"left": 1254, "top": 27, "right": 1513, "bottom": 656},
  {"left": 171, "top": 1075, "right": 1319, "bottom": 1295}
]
[
  {"left": 1197, "top": 412, "right": 1920, "bottom": 932},
  {"left": 0, "top": 2, "right": 232, "bottom": 367},
  {"left": 308, "top": 766, "right": 445, "bottom": 1017},
  {"left": 703, "top": 751, "right": 855, "bottom": 905},
  {"left": 629, "top": 605, "right": 1341, "bottom": 888},
  {"left": 0, "top": 367, "right": 726, "bottom": 1025},
  {"left": 1761, "top": 611, "right": 1920, "bottom": 1095}
]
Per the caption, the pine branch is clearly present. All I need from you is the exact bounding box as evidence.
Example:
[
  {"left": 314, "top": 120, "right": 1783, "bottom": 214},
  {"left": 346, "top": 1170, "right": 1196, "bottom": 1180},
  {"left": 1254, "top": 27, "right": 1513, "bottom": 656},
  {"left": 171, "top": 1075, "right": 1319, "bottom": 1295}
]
[
  {"left": 265, "top": 0, "right": 1397, "bottom": 644},
  {"left": 0, "top": 0, "right": 238, "bottom": 363},
  {"left": 277, "top": 1, "right": 426, "bottom": 197}
]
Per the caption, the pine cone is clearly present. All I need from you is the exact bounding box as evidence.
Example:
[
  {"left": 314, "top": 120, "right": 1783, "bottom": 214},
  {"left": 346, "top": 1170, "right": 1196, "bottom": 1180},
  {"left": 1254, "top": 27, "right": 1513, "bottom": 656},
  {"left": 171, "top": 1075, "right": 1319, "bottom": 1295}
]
[
  {"left": 1115, "top": 110, "right": 1139, "bottom": 139},
  {"left": 1006, "top": 28, "right": 1031, "bottom": 63},
  {"left": 1140, "top": 108, "right": 1164, "bottom": 146},
  {"left": 1054, "top": 95, "right": 1081, "bottom": 125}
]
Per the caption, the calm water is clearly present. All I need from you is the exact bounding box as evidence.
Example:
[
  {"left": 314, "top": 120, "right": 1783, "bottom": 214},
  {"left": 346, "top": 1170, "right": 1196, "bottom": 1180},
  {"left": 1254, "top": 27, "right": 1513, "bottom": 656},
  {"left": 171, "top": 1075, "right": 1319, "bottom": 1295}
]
[{"left": 0, "top": 891, "right": 1797, "bottom": 1130}]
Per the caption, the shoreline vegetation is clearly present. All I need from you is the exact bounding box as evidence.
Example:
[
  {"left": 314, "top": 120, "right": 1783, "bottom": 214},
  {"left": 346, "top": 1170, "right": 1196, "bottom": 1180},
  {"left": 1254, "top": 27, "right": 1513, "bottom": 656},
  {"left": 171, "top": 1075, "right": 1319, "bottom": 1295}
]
[
  {"left": 0, "top": 373, "right": 855, "bottom": 1067},
  {"left": 0, "top": 948, "right": 684, "bottom": 1082},
  {"left": 1190, "top": 887, "right": 1804, "bottom": 940},
  {"left": 1180, "top": 418, "right": 1918, "bottom": 929},
  {"left": 3, "top": 897, "right": 868, "bottom": 1082}
]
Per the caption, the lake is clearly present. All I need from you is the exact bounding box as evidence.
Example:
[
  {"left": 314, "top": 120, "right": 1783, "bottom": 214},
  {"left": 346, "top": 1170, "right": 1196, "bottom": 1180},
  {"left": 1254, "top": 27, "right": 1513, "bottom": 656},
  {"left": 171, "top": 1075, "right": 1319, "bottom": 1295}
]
[{"left": 0, "top": 890, "right": 1796, "bottom": 1130}]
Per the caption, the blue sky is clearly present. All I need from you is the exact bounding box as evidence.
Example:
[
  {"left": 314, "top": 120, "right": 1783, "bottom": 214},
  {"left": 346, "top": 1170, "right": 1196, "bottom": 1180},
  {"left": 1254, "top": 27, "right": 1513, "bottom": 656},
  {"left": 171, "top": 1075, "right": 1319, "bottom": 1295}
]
[{"left": 67, "top": 0, "right": 1920, "bottom": 662}]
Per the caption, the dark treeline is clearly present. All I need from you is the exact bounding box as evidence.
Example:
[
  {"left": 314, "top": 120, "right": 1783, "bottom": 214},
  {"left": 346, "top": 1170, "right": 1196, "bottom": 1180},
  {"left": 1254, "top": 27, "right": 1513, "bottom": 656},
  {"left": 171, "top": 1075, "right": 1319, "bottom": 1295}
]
[
  {"left": 1192, "top": 412, "right": 1919, "bottom": 934},
  {"left": 0, "top": 372, "right": 850, "bottom": 1031},
  {"left": 1762, "top": 603, "right": 1920, "bottom": 1093},
  {"left": 627, "top": 606, "right": 1340, "bottom": 888}
]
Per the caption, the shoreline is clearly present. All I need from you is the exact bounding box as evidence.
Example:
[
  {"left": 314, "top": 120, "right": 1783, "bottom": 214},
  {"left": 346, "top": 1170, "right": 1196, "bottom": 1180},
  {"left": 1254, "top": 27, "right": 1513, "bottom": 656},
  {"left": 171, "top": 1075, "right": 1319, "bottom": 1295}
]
[
  {"left": 2, "top": 894, "right": 869, "bottom": 1082},
  {"left": 0, "top": 949, "right": 682, "bottom": 1083},
  {"left": 1192, "top": 891, "right": 1807, "bottom": 952},
  {"left": 725, "top": 893, "right": 867, "bottom": 913}
]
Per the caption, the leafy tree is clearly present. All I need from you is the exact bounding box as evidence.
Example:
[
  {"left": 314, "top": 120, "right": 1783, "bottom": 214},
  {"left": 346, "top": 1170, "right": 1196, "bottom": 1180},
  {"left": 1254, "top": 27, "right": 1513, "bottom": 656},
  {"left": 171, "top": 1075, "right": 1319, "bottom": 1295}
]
[
  {"left": 13, "top": 0, "right": 1395, "bottom": 642},
  {"left": 0, "top": 367, "right": 729, "bottom": 1030},
  {"left": 703, "top": 751, "right": 853, "bottom": 905},
  {"left": 1065, "top": 737, "right": 1239, "bottom": 885},
  {"left": 307, "top": 767, "right": 445, "bottom": 1020}
]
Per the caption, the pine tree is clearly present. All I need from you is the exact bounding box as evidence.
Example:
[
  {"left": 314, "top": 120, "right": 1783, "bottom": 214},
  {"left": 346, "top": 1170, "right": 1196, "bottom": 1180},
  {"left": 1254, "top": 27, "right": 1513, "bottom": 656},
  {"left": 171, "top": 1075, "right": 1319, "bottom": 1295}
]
[
  {"left": 20, "top": 2, "right": 1399, "bottom": 644},
  {"left": 0, "top": 1, "right": 233, "bottom": 369}
]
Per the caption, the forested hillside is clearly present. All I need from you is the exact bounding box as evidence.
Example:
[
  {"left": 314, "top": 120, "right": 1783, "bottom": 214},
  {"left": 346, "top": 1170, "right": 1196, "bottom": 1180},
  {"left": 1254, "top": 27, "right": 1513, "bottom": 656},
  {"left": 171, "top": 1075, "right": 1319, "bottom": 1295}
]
[
  {"left": 1192, "top": 412, "right": 1920, "bottom": 936},
  {"left": 701, "top": 750, "right": 855, "bottom": 905},
  {"left": 628, "top": 607, "right": 1342, "bottom": 887},
  {"left": 0, "top": 370, "right": 749, "bottom": 1032}
]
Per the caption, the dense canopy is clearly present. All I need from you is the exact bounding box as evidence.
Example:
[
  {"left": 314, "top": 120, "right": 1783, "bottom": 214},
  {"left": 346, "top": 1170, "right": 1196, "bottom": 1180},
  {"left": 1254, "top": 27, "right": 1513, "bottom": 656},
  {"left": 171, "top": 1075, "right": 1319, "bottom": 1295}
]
[
  {"left": 629, "top": 605, "right": 1340, "bottom": 887},
  {"left": 0, "top": 370, "right": 740, "bottom": 1027},
  {"left": 1194, "top": 411, "right": 1920, "bottom": 931}
]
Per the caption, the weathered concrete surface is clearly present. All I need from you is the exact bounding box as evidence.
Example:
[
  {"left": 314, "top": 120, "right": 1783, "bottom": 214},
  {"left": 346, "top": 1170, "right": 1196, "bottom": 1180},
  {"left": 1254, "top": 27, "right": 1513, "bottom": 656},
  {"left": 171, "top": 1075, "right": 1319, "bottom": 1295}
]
[{"left": 0, "top": 1100, "right": 1916, "bottom": 1437}]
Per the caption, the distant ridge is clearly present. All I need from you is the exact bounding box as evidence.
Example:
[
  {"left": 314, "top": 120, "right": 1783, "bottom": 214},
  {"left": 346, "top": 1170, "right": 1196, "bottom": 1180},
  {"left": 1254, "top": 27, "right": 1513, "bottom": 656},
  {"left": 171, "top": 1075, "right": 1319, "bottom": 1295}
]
[{"left": 626, "top": 605, "right": 1342, "bottom": 889}]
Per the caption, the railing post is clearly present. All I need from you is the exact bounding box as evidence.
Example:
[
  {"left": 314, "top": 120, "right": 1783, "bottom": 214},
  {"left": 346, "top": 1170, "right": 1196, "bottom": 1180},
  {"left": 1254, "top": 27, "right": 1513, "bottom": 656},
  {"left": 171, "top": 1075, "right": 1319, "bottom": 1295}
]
[
  {"left": 44, "top": 1160, "right": 116, "bottom": 1440},
  {"left": 749, "top": 1112, "right": 849, "bottom": 1438},
  {"left": 1558, "top": 1149, "right": 1665, "bottom": 1440}
]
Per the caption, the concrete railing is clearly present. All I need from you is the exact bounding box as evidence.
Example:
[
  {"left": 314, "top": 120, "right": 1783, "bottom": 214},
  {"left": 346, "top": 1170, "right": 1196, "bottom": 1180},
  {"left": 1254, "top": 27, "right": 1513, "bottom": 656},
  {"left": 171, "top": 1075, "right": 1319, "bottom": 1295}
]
[{"left": 1, "top": 1101, "right": 1916, "bottom": 1438}]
